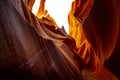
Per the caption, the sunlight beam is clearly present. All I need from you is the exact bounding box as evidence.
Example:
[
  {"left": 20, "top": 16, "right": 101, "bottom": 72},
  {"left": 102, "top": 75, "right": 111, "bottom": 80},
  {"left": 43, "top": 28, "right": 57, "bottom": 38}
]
[
  {"left": 32, "top": 0, "right": 40, "bottom": 15},
  {"left": 45, "top": 0, "right": 73, "bottom": 33},
  {"left": 32, "top": 0, "right": 74, "bottom": 34}
]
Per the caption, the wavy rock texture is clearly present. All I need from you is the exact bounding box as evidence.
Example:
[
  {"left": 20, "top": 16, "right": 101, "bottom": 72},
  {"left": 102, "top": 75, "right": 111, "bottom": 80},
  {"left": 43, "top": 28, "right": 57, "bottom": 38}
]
[{"left": 0, "top": 0, "right": 119, "bottom": 80}]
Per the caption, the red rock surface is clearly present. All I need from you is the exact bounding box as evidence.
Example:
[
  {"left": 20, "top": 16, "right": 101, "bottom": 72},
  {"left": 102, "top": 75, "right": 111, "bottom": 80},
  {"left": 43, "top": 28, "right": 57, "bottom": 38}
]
[{"left": 0, "top": 0, "right": 119, "bottom": 80}]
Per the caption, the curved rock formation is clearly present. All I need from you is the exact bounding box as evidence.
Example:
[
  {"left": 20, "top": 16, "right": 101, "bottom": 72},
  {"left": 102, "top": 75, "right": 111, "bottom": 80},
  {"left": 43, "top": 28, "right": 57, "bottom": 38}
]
[{"left": 0, "top": 0, "right": 119, "bottom": 80}]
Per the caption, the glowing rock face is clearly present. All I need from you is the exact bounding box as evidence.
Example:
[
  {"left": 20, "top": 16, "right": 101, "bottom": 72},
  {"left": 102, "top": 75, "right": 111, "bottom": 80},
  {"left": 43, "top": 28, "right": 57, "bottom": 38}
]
[
  {"left": 0, "top": 0, "right": 119, "bottom": 80},
  {"left": 32, "top": 0, "right": 74, "bottom": 33}
]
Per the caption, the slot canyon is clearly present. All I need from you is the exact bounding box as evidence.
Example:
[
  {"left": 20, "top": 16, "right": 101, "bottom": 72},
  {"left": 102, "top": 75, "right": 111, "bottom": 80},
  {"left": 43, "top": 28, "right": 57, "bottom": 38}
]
[{"left": 0, "top": 0, "right": 120, "bottom": 80}]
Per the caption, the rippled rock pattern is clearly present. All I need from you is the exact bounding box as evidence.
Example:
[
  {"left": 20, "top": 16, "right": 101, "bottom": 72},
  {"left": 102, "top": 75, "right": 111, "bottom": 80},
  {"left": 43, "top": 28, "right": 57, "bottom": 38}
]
[{"left": 0, "top": 0, "right": 119, "bottom": 80}]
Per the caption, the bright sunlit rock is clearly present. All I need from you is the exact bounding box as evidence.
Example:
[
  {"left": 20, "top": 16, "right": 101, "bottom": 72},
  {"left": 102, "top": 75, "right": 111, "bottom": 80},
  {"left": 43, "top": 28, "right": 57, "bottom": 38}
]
[{"left": 32, "top": 0, "right": 74, "bottom": 34}]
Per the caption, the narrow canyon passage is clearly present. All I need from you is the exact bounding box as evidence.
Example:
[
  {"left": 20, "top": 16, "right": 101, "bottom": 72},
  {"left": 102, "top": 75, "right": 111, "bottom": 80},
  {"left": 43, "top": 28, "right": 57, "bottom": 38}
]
[{"left": 0, "top": 0, "right": 119, "bottom": 80}]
